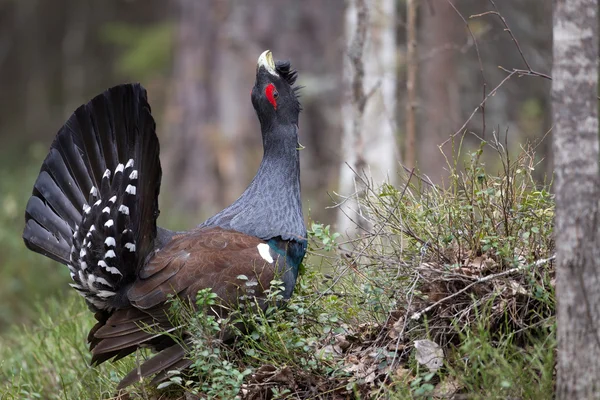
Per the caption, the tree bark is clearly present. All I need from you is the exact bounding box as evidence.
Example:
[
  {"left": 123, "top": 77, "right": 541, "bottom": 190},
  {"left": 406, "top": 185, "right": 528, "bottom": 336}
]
[
  {"left": 337, "top": 0, "right": 398, "bottom": 235},
  {"left": 553, "top": 0, "right": 600, "bottom": 398}
]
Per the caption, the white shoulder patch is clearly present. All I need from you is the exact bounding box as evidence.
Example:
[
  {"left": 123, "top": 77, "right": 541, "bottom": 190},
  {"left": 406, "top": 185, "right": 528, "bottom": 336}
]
[{"left": 257, "top": 243, "right": 274, "bottom": 264}]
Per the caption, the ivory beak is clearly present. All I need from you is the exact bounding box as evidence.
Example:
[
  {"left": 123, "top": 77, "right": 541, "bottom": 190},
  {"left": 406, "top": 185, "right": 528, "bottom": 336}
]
[{"left": 257, "top": 50, "right": 278, "bottom": 76}]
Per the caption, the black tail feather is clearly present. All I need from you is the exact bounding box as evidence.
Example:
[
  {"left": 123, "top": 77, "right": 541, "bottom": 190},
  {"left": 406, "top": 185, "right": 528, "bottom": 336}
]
[
  {"left": 117, "top": 342, "right": 189, "bottom": 389},
  {"left": 23, "top": 83, "right": 162, "bottom": 311}
]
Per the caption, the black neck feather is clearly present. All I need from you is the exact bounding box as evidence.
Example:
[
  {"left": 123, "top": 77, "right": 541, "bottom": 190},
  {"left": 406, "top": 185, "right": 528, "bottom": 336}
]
[{"left": 202, "top": 123, "right": 305, "bottom": 242}]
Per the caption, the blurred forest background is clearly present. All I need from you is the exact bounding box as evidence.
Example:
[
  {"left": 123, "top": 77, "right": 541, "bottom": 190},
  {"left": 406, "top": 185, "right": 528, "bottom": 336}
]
[{"left": 0, "top": 0, "right": 551, "bottom": 332}]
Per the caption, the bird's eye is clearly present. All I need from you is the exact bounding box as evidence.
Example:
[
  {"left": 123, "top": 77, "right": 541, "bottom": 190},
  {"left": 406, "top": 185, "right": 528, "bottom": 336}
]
[{"left": 265, "top": 83, "right": 278, "bottom": 110}]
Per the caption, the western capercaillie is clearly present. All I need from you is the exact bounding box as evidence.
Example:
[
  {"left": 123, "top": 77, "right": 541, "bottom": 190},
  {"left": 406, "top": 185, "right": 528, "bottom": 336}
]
[{"left": 23, "top": 50, "right": 306, "bottom": 388}]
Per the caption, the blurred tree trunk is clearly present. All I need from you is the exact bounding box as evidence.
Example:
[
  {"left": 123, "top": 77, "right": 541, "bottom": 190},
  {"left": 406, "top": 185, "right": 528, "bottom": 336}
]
[
  {"left": 337, "top": 0, "right": 398, "bottom": 235},
  {"left": 163, "top": 0, "right": 221, "bottom": 218},
  {"left": 215, "top": 2, "right": 252, "bottom": 205},
  {"left": 417, "top": 1, "right": 460, "bottom": 183},
  {"left": 62, "top": 0, "right": 88, "bottom": 115},
  {"left": 17, "top": 0, "right": 51, "bottom": 136},
  {"left": 405, "top": 0, "right": 418, "bottom": 170},
  {"left": 553, "top": 0, "right": 600, "bottom": 398}
]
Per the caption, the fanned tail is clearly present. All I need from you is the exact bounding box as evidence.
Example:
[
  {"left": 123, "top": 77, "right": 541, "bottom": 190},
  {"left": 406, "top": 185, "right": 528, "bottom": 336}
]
[{"left": 23, "top": 84, "right": 162, "bottom": 311}]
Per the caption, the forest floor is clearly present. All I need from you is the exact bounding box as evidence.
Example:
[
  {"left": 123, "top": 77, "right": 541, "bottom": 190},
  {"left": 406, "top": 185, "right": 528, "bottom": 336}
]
[{"left": 0, "top": 143, "right": 556, "bottom": 399}]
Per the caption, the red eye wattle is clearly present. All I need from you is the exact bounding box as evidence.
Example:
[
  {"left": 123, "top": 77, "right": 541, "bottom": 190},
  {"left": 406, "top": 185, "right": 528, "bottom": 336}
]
[{"left": 265, "top": 83, "right": 278, "bottom": 110}]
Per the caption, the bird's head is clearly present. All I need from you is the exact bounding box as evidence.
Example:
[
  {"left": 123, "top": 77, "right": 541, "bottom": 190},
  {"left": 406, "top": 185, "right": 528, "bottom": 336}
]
[{"left": 252, "top": 50, "right": 301, "bottom": 128}]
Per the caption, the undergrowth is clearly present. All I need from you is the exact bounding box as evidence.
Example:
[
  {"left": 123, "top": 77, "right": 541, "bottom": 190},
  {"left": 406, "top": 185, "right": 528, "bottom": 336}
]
[
  {"left": 0, "top": 295, "right": 134, "bottom": 399},
  {"left": 0, "top": 143, "right": 556, "bottom": 399}
]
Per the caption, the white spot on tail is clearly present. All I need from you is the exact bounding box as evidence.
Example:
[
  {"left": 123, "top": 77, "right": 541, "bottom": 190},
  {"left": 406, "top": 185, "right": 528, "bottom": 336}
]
[
  {"left": 105, "top": 237, "right": 116, "bottom": 247},
  {"left": 118, "top": 205, "right": 129, "bottom": 215},
  {"left": 83, "top": 205, "right": 91, "bottom": 214},
  {"left": 80, "top": 261, "right": 88, "bottom": 271},
  {"left": 78, "top": 270, "right": 85, "bottom": 282},
  {"left": 102, "top": 207, "right": 110, "bottom": 214},
  {"left": 93, "top": 199, "right": 101, "bottom": 207},
  {"left": 125, "top": 242, "right": 136, "bottom": 252},
  {"left": 87, "top": 274, "right": 97, "bottom": 288},
  {"left": 90, "top": 186, "right": 98, "bottom": 197},
  {"left": 257, "top": 243, "right": 274, "bottom": 263},
  {"left": 105, "top": 250, "right": 116, "bottom": 258},
  {"left": 98, "top": 260, "right": 122, "bottom": 276},
  {"left": 115, "top": 163, "right": 124, "bottom": 173},
  {"left": 95, "top": 276, "right": 112, "bottom": 287},
  {"left": 125, "top": 185, "right": 136, "bottom": 195},
  {"left": 108, "top": 196, "right": 117, "bottom": 203},
  {"left": 129, "top": 170, "right": 138, "bottom": 180},
  {"left": 104, "top": 219, "right": 114, "bottom": 228},
  {"left": 86, "top": 296, "right": 105, "bottom": 309},
  {"left": 126, "top": 159, "right": 134, "bottom": 168},
  {"left": 89, "top": 225, "right": 96, "bottom": 232},
  {"left": 97, "top": 290, "right": 116, "bottom": 298},
  {"left": 80, "top": 248, "right": 86, "bottom": 259},
  {"left": 103, "top": 169, "right": 111, "bottom": 179}
]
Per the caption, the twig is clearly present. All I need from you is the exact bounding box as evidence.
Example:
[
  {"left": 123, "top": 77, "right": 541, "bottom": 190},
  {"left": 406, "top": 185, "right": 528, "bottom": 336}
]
[
  {"left": 401, "top": 164, "right": 435, "bottom": 188},
  {"left": 498, "top": 66, "right": 552, "bottom": 80}
]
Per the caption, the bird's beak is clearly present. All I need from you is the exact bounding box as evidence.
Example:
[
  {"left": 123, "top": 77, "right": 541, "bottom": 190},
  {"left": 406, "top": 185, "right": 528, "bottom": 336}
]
[{"left": 257, "top": 50, "right": 278, "bottom": 77}]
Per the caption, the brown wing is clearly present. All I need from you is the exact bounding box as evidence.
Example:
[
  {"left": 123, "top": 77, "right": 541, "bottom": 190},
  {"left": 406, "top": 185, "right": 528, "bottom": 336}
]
[
  {"left": 129, "top": 226, "right": 276, "bottom": 309},
  {"left": 89, "top": 226, "right": 278, "bottom": 388}
]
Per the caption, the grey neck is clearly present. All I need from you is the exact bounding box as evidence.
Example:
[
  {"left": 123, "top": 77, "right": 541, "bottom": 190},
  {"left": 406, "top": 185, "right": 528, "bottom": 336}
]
[{"left": 201, "top": 123, "right": 306, "bottom": 242}]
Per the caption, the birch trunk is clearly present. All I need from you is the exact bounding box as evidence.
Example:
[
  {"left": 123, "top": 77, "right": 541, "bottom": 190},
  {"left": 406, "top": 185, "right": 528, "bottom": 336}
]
[
  {"left": 337, "top": 0, "right": 398, "bottom": 235},
  {"left": 553, "top": 0, "right": 600, "bottom": 398}
]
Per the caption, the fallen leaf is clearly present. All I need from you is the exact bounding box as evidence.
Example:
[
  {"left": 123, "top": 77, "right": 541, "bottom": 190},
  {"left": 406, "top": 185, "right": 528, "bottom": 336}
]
[
  {"left": 414, "top": 339, "right": 444, "bottom": 372},
  {"left": 433, "top": 377, "right": 461, "bottom": 398}
]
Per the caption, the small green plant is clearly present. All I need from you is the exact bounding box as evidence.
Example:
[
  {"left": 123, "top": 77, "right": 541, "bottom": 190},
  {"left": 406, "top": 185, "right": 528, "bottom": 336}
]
[
  {"left": 410, "top": 371, "right": 436, "bottom": 397},
  {"left": 308, "top": 222, "right": 340, "bottom": 251},
  {"left": 157, "top": 289, "right": 252, "bottom": 398}
]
